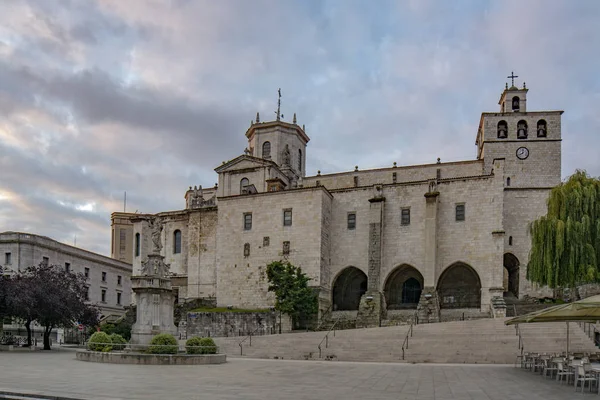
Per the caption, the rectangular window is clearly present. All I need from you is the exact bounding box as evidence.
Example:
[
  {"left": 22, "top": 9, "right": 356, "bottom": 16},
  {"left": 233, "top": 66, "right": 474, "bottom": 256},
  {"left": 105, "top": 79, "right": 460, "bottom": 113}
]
[
  {"left": 117, "top": 292, "right": 122, "bottom": 305},
  {"left": 65, "top": 262, "right": 70, "bottom": 273},
  {"left": 84, "top": 267, "right": 90, "bottom": 278},
  {"left": 263, "top": 237, "right": 270, "bottom": 247},
  {"left": 85, "top": 287, "right": 90, "bottom": 301},
  {"left": 401, "top": 208, "right": 410, "bottom": 225},
  {"left": 42, "top": 257, "right": 49, "bottom": 266},
  {"left": 101, "top": 289, "right": 106, "bottom": 303},
  {"left": 283, "top": 241, "right": 290, "bottom": 256},
  {"left": 347, "top": 213, "right": 356, "bottom": 230},
  {"left": 243, "top": 213, "right": 252, "bottom": 230},
  {"left": 392, "top": 172, "right": 397, "bottom": 183},
  {"left": 4, "top": 252, "right": 11, "bottom": 265},
  {"left": 102, "top": 272, "right": 107, "bottom": 282},
  {"left": 283, "top": 209, "right": 292, "bottom": 227},
  {"left": 135, "top": 233, "right": 140, "bottom": 257},
  {"left": 117, "top": 275, "right": 122, "bottom": 285},
  {"left": 456, "top": 204, "right": 466, "bottom": 221},
  {"left": 119, "top": 229, "right": 126, "bottom": 253}
]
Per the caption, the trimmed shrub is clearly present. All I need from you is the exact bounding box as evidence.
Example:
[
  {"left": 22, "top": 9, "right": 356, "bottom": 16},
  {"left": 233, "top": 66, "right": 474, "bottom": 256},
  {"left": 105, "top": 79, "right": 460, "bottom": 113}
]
[
  {"left": 199, "top": 337, "right": 217, "bottom": 354},
  {"left": 185, "top": 337, "right": 203, "bottom": 354},
  {"left": 102, "top": 345, "right": 113, "bottom": 352},
  {"left": 109, "top": 333, "right": 127, "bottom": 351},
  {"left": 147, "top": 333, "right": 178, "bottom": 354},
  {"left": 88, "top": 332, "right": 112, "bottom": 352}
]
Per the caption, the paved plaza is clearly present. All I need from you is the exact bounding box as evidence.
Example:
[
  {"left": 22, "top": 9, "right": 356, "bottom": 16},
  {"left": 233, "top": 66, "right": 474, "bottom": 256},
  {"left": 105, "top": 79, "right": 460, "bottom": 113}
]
[{"left": 0, "top": 349, "right": 583, "bottom": 399}]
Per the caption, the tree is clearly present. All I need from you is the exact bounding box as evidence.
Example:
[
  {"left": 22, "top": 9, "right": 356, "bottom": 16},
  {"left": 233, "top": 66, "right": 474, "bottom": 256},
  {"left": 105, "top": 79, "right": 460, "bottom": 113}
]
[
  {"left": 0, "top": 266, "right": 10, "bottom": 336},
  {"left": 21, "top": 264, "right": 99, "bottom": 350},
  {"left": 5, "top": 272, "right": 37, "bottom": 346},
  {"left": 527, "top": 170, "right": 600, "bottom": 290},
  {"left": 266, "top": 261, "right": 318, "bottom": 329}
]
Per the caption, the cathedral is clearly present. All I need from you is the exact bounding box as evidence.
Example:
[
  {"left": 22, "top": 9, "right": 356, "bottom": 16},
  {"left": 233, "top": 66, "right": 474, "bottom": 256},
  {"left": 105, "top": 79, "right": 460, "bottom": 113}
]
[{"left": 111, "top": 79, "right": 563, "bottom": 326}]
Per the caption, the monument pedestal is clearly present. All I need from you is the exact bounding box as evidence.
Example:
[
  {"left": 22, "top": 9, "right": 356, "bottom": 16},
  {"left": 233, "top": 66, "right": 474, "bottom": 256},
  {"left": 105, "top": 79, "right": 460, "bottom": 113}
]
[
  {"left": 130, "top": 254, "right": 177, "bottom": 347},
  {"left": 356, "top": 292, "right": 386, "bottom": 328}
]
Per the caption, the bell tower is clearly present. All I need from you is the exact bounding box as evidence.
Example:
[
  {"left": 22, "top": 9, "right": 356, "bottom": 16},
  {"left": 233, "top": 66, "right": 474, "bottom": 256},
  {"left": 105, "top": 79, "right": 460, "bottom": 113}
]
[
  {"left": 244, "top": 89, "right": 310, "bottom": 181},
  {"left": 476, "top": 74, "right": 563, "bottom": 189},
  {"left": 498, "top": 71, "right": 528, "bottom": 113}
]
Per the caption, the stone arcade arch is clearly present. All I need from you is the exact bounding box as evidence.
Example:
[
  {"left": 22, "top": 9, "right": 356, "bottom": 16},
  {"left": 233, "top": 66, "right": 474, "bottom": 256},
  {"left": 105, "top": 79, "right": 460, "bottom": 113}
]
[
  {"left": 332, "top": 267, "right": 367, "bottom": 311},
  {"left": 384, "top": 265, "right": 424, "bottom": 309},
  {"left": 503, "top": 253, "right": 520, "bottom": 298},
  {"left": 437, "top": 262, "right": 481, "bottom": 308}
]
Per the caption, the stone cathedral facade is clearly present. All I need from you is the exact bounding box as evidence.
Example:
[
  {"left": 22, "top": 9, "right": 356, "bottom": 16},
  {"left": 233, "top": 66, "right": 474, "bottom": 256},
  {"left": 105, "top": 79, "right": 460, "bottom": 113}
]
[{"left": 111, "top": 81, "right": 562, "bottom": 326}]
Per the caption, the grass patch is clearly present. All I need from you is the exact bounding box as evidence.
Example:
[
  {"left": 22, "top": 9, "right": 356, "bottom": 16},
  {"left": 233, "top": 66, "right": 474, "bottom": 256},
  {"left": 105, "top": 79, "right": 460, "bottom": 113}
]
[{"left": 189, "top": 307, "right": 272, "bottom": 313}]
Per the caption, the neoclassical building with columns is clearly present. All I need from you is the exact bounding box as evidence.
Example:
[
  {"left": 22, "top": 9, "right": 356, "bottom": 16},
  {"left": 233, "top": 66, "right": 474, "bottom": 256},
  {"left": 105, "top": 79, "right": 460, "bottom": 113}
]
[{"left": 111, "top": 80, "right": 562, "bottom": 326}]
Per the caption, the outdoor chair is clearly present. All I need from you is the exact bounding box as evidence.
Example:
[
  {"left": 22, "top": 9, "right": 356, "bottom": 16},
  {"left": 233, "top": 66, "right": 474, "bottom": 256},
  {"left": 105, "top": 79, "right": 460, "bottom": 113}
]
[
  {"left": 575, "top": 364, "right": 596, "bottom": 393},
  {"left": 534, "top": 355, "right": 546, "bottom": 373},
  {"left": 544, "top": 358, "right": 560, "bottom": 379},
  {"left": 556, "top": 361, "right": 574, "bottom": 385}
]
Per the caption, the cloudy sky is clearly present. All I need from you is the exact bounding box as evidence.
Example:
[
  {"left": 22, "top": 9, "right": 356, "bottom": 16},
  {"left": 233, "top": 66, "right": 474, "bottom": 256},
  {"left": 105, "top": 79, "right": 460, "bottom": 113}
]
[{"left": 1, "top": 0, "right": 599, "bottom": 256}]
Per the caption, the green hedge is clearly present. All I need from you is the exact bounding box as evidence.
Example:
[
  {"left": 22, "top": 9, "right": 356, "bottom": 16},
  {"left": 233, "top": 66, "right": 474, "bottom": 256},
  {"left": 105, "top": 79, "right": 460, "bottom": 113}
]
[
  {"left": 147, "top": 333, "right": 178, "bottom": 354},
  {"left": 88, "top": 332, "right": 112, "bottom": 352},
  {"left": 185, "top": 336, "right": 217, "bottom": 354},
  {"left": 109, "top": 333, "right": 127, "bottom": 351}
]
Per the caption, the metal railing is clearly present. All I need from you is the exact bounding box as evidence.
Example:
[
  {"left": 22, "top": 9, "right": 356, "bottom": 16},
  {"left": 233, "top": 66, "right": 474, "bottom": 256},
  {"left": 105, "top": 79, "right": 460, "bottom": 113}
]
[
  {"left": 516, "top": 323, "right": 524, "bottom": 353},
  {"left": 400, "top": 311, "right": 418, "bottom": 360},
  {"left": 578, "top": 322, "right": 600, "bottom": 347},
  {"left": 314, "top": 303, "right": 334, "bottom": 332},
  {"left": 238, "top": 326, "right": 262, "bottom": 356},
  {"left": 317, "top": 319, "right": 339, "bottom": 358}
]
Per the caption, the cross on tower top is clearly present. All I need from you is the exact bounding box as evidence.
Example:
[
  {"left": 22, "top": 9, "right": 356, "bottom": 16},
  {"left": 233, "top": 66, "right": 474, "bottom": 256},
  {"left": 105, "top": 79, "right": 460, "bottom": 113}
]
[
  {"left": 275, "top": 88, "right": 281, "bottom": 121},
  {"left": 507, "top": 71, "right": 519, "bottom": 87}
]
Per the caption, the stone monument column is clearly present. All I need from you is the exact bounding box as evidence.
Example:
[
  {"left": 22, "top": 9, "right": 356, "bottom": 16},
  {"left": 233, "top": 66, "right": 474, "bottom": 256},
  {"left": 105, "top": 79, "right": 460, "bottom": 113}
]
[
  {"left": 356, "top": 185, "right": 386, "bottom": 328},
  {"left": 417, "top": 181, "right": 441, "bottom": 323},
  {"left": 130, "top": 217, "right": 177, "bottom": 347}
]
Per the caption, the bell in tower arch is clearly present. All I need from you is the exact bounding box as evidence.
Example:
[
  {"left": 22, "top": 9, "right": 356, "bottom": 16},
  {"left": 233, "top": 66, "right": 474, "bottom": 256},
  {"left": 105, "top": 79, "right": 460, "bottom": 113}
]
[{"left": 512, "top": 96, "right": 520, "bottom": 111}]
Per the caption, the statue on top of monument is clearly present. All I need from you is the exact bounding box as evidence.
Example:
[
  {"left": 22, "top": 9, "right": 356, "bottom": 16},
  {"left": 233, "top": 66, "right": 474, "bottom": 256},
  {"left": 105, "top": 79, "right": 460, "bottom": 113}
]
[
  {"left": 282, "top": 144, "right": 291, "bottom": 167},
  {"left": 149, "top": 216, "right": 163, "bottom": 253}
]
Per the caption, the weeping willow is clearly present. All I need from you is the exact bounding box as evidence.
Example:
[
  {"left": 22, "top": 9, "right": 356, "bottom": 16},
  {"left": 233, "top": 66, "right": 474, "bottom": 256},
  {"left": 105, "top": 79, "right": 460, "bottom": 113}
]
[{"left": 527, "top": 170, "right": 600, "bottom": 288}]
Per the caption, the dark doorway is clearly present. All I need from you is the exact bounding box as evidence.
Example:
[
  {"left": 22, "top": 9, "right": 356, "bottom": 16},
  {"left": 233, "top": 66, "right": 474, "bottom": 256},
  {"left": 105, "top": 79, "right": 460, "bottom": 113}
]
[
  {"left": 437, "top": 263, "right": 481, "bottom": 308},
  {"left": 332, "top": 267, "right": 368, "bottom": 311},
  {"left": 504, "top": 253, "right": 520, "bottom": 298},
  {"left": 402, "top": 278, "right": 422, "bottom": 304},
  {"left": 384, "top": 265, "right": 424, "bottom": 309}
]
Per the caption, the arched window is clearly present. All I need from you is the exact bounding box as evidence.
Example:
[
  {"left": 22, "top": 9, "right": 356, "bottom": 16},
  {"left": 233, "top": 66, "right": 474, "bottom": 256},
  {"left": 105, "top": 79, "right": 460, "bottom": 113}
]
[
  {"left": 507, "top": 177, "right": 511, "bottom": 186},
  {"left": 509, "top": 236, "right": 513, "bottom": 246},
  {"left": 135, "top": 233, "right": 140, "bottom": 257},
  {"left": 240, "top": 178, "right": 249, "bottom": 194},
  {"left": 537, "top": 119, "right": 547, "bottom": 137},
  {"left": 512, "top": 96, "right": 520, "bottom": 111},
  {"left": 262, "top": 141, "right": 271, "bottom": 159},
  {"left": 497, "top": 120, "right": 508, "bottom": 139},
  {"left": 173, "top": 230, "right": 181, "bottom": 254},
  {"left": 298, "top": 149, "right": 302, "bottom": 172},
  {"left": 517, "top": 120, "right": 528, "bottom": 139}
]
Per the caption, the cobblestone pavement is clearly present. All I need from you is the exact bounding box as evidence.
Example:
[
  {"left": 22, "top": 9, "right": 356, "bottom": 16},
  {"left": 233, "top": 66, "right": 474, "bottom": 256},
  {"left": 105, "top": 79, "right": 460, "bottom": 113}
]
[{"left": 0, "top": 350, "right": 585, "bottom": 399}]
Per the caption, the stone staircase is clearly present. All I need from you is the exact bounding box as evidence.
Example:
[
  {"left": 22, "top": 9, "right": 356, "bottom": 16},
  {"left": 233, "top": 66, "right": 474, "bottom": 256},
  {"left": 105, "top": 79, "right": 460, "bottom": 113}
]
[
  {"left": 504, "top": 294, "right": 557, "bottom": 317},
  {"left": 212, "top": 324, "right": 411, "bottom": 361},
  {"left": 403, "top": 318, "right": 598, "bottom": 364},
  {"left": 201, "top": 318, "right": 599, "bottom": 364}
]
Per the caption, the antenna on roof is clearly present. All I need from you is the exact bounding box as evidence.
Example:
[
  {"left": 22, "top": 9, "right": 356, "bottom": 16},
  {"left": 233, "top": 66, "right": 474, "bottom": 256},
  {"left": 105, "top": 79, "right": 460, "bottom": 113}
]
[{"left": 124, "top": 191, "right": 127, "bottom": 213}]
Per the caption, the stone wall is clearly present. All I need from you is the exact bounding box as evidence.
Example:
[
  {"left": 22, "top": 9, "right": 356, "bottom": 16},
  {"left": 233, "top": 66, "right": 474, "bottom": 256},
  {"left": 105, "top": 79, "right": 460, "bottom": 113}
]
[
  {"left": 215, "top": 187, "right": 332, "bottom": 308},
  {"left": 186, "top": 311, "right": 278, "bottom": 338}
]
